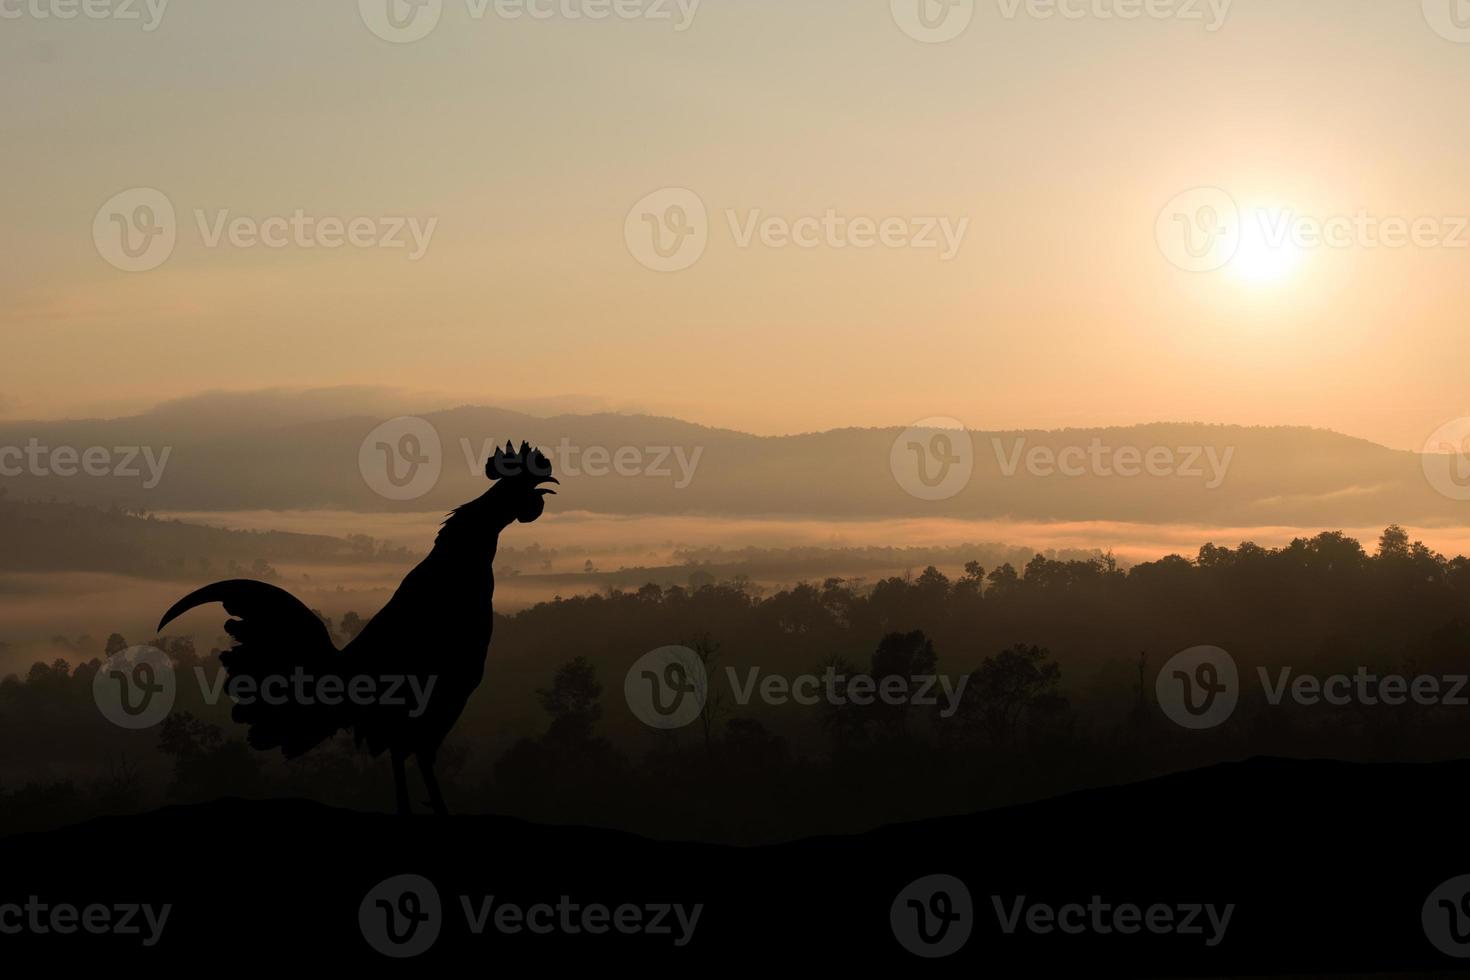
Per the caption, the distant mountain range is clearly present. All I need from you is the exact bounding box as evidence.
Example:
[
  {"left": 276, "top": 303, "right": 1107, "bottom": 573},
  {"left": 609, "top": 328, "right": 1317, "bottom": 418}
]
[
  {"left": 0, "top": 390, "right": 1461, "bottom": 526},
  {"left": 0, "top": 498, "right": 410, "bottom": 581}
]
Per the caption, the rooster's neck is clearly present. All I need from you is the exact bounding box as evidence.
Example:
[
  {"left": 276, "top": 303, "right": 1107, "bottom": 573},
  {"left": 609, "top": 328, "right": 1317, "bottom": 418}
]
[{"left": 433, "top": 491, "right": 517, "bottom": 551}]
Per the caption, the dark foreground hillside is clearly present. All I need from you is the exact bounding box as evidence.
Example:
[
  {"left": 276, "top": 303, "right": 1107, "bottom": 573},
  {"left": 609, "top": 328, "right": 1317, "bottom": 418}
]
[{"left": 1, "top": 757, "right": 1465, "bottom": 974}]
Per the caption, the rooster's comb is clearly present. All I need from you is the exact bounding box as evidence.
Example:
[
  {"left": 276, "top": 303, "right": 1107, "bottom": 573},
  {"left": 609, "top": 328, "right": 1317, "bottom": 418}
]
[{"left": 487, "top": 440, "right": 554, "bottom": 481}]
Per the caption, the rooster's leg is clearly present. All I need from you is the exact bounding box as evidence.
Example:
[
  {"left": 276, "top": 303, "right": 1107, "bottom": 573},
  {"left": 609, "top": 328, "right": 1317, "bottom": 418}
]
[
  {"left": 391, "top": 749, "right": 412, "bottom": 816},
  {"left": 418, "top": 751, "right": 449, "bottom": 817}
]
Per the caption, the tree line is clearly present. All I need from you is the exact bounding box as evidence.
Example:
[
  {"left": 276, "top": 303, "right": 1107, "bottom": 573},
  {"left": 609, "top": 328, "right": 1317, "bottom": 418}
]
[{"left": 3, "top": 526, "right": 1468, "bottom": 841}]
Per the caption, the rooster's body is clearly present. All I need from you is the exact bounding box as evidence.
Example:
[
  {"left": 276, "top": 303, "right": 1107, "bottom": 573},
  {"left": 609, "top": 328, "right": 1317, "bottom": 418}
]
[{"left": 158, "top": 440, "right": 557, "bottom": 815}]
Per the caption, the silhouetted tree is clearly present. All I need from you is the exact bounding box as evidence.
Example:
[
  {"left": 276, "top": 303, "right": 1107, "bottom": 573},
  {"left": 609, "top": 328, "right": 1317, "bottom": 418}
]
[{"left": 961, "top": 644, "right": 1065, "bottom": 749}]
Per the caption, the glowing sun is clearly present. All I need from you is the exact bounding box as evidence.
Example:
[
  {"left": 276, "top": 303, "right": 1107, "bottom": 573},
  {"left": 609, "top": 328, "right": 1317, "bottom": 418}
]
[{"left": 1230, "top": 208, "right": 1305, "bottom": 284}]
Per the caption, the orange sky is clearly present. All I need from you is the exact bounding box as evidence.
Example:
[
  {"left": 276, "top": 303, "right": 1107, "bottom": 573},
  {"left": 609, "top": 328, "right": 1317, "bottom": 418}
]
[{"left": 4, "top": 1, "right": 1470, "bottom": 450}]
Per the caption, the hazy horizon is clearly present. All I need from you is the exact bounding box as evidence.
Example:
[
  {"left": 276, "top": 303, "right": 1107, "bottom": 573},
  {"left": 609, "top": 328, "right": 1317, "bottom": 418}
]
[
  {"left": 7, "top": 1, "right": 1470, "bottom": 453},
  {"left": 0, "top": 383, "right": 1447, "bottom": 451}
]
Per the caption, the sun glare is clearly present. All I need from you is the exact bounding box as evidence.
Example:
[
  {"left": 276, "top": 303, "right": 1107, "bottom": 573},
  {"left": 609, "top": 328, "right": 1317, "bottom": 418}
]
[{"left": 1230, "top": 206, "right": 1305, "bottom": 285}]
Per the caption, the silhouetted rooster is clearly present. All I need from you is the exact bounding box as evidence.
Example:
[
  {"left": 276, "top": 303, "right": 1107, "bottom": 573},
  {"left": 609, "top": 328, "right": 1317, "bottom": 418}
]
[{"left": 157, "top": 441, "right": 557, "bottom": 815}]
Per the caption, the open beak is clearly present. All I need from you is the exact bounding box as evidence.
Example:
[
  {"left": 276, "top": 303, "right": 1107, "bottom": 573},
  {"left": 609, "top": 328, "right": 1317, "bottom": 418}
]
[{"left": 537, "top": 477, "right": 559, "bottom": 496}]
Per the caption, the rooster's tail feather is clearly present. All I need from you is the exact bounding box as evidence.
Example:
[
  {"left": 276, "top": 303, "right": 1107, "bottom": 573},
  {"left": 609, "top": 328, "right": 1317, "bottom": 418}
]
[{"left": 159, "top": 579, "right": 346, "bottom": 757}]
